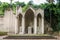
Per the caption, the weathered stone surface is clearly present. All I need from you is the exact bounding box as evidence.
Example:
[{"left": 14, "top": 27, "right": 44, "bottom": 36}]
[{"left": 0, "top": 6, "right": 50, "bottom": 35}]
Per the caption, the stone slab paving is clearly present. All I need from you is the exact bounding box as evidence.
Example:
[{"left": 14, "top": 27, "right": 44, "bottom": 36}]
[
  {"left": 0, "top": 36, "right": 59, "bottom": 40},
  {"left": 3, "top": 36, "right": 57, "bottom": 39}
]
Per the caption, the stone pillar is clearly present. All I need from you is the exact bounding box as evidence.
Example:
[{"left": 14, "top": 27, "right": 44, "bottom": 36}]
[
  {"left": 22, "top": 16, "right": 25, "bottom": 34},
  {"left": 34, "top": 16, "right": 37, "bottom": 34},
  {"left": 38, "top": 18, "right": 41, "bottom": 34},
  {"left": 42, "top": 16, "right": 44, "bottom": 34},
  {"left": 15, "top": 17, "right": 18, "bottom": 34},
  {"left": 15, "top": 7, "right": 18, "bottom": 34}
]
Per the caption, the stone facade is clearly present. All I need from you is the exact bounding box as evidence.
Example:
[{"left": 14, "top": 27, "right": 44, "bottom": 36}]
[{"left": 0, "top": 6, "right": 47, "bottom": 34}]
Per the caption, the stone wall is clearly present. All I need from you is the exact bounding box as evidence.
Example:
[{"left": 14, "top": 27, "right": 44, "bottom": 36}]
[
  {"left": 0, "top": 10, "right": 16, "bottom": 34},
  {"left": 4, "top": 10, "right": 16, "bottom": 34},
  {"left": 0, "top": 16, "right": 5, "bottom": 32}
]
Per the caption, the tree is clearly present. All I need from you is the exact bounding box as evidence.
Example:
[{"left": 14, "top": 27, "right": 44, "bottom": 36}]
[
  {"left": 45, "top": 0, "right": 59, "bottom": 32},
  {"left": 56, "top": 0, "right": 60, "bottom": 8},
  {"left": 57, "top": 0, "right": 60, "bottom": 3},
  {"left": 0, "top": 1, "right": 2, "bottom": 5},
  {"left": 56, "top": 0, "right": 60, "bottom": 32},
  {"left": 10, "top": 0, "right": 13, "bottom": 7},
  {"left": 28, "top": 0, "right": 33, "bottom": 5},
  {"left": 46, "top": 0, "right": 54, "bottom": 3},
  {"left": 15, "top": 1, "right": 26, "bottom": 7},
  {"left": 10, "top": 0, "right": 13, "bottom": 4}
]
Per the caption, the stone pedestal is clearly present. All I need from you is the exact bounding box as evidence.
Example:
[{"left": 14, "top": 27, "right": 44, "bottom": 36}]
[
  {"left": 19, "top": 27, "right": 22, "bottom": 34},
  {"left": 37, "top": 27, "right": 42, "bottom": 34},
  {"left": 37, "top": 27, "right": 39, "bottom": 34},
  {"left": 28, "top": 27, "right": 32, "bottom": 34}
]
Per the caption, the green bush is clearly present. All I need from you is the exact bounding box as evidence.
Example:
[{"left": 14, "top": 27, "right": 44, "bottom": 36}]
[{"left": 0, "top": 32, "right": 7, "bottom": 36}]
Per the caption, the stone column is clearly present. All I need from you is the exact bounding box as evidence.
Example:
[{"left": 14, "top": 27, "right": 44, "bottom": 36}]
[
  {"left": 34, "top": 16, "right": 37, "bottom": 34},
  {"left": 15, "top": 7, "right": 18, "bottom": 34},
  {"left": 42, "top": 16, "right": 44, "bottom": 34},
  {"left": 15, "top": 17, "right": 18, "bottom": 34},
  {"left": 22, "top": 16, "right": 25, "bottom": 34}
]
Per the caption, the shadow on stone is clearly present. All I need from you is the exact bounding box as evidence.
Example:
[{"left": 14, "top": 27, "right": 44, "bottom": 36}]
[{"left": 3, "top": 36, "right": 57, "bottom": 39}]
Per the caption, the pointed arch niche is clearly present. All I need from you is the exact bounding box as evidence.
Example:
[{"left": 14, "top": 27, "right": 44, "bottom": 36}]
[
  {"left": 37, "top": 13, "right": 42, "bottom": 34},
  {"left": 17, "top": 14, "right": 22, "bottom": 34},
  {"left": 25, "top": 9, "right": 34, "bottom": 34}
]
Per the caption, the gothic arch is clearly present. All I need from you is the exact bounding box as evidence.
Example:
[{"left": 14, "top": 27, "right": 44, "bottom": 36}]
[
  {"left": 17, "top": 13, "right": 23, "bottom": 17},
  {"left": 17, "top": 13, "right": 22, "bottom": 34},
  {"left": 37, "top": 13, "right": 42, "bottom": 34},
  {"left": 24, "top": 9, "right": 34, "bottom": 34}
]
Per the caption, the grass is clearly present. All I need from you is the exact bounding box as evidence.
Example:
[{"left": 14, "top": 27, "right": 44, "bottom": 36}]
[
  {"left": 8, "top": 34, "right": 51, "bottom": 36},
  {"left": 0, "top": 32, "right": 7, "bottom": 36}
]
